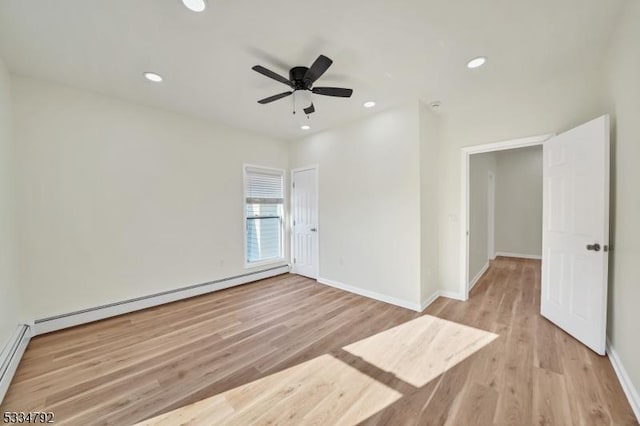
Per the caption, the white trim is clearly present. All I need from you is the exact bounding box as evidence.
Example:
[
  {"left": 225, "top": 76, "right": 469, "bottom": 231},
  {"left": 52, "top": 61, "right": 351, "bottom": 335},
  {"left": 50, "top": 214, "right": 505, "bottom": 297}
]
[
  {"left": 460, "top": 133, "right": 553, "bottom": 301},
  {"left": 244, "top": 258, "right": 287, "bottom": 269},
  {"left": 494, "top": 251, "right": 542, "bottom": 260},
  {"left": 243, "top": 163, "right": 287, "bottom": 269},
  {"left": 32, "top": 266, "right": 289, "bottom": 335},
  {"left": 290, "top": 165, "right": 320, "bottom": 279},
  {"left": 317, "top": 277, "right": 421, "bottom": 312},
  {"left": 461, "top": 134, "right": 554, "bottom": 155},
  {"left": 438, "top": 290, "right": 466, "bottom": 301},
  {"left": 420, "top": 290, "right": 467, "bottom": 312},
  {"left": 420, "top": 291, "right": 441, "bottom": 312},
  {"left": 607, "top": 339, "right": 640, "bottom": 422},
  {"left": 487, "top": 171, "right": 496, "bottom": 260},
  {"left": 461, "top": 148, "right": 470, "bottom": 301},
  {"left": 0, "top": 324, "right": 31, "bottom": 404},
  {"left": 469, "top": 261, "right": 490, "bottom": 291}
]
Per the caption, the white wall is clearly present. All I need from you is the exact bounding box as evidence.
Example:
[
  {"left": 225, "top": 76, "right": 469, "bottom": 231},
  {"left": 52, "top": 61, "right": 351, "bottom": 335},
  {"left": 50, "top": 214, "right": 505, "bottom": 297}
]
[
  {"left": 436, "top": 65, "right": 607, "bottom": 296},
  {"left": 419, "top": 103, "right": 441, "bottom": 304},
  {"left": 468, "top": 152, "right": 496, "bottom": 281},
  {"left": 289, "top": 103, "right": 422, "bottom": 307},
  {"left": 0, "top": 58, "right": 21, "bottom": 352},
  {"left": 12, "top": 76, "right": 289, "bottom": 320},
  {"left": 605, "top": 0, "right": 640, "bottom": 405},
  {"left": 495, "top": 146, "right": 543, "bottom": 257}
]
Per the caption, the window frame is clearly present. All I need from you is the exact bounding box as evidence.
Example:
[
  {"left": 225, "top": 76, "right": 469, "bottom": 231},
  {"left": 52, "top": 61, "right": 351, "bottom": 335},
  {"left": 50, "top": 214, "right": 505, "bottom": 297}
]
[{"left": 243, "top": 164, "right": 286, "bottom": 269}]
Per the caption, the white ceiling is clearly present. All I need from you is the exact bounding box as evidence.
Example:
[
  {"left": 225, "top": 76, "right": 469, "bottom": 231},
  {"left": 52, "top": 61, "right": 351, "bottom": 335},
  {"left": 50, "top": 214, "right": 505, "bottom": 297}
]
[{"left": 0, "top": 0, "right": 626, "bottom": 139}]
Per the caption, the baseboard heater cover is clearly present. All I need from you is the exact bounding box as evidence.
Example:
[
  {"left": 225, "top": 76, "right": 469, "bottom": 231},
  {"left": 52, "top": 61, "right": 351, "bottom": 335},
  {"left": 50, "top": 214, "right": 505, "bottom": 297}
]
[
  {"left": 0, "top": 324, "right": 31, "bottom": 404},
  {"left": 32, "top": 265, "right": 289, "bottom": 335}
]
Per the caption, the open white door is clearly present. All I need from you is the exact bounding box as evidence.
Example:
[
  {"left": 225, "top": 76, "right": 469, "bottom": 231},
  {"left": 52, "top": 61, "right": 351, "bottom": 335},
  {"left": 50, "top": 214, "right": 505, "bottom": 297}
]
[
  {"left": 291, "top": 167, "right": 319, "bottom": 279},
  {"left": 541, "top": 115, "right": 610, "bottom": 355}
]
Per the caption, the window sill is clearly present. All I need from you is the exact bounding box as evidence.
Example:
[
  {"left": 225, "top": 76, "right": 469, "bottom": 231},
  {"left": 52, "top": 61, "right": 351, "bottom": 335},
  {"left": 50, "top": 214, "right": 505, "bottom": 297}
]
[{"left": 244, "top": 258, "right": 287, "bottom": 270}]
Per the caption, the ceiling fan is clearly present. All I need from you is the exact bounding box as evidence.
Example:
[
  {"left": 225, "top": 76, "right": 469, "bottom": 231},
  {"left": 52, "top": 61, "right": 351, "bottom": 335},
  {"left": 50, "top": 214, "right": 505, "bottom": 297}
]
[{"left": 252, "top": 54, "right": 353, "bottom": 115}]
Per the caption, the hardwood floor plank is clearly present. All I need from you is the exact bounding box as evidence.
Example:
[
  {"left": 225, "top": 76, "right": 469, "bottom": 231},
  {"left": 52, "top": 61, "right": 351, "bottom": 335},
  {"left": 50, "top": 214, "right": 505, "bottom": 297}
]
[
  {"left": 532, "top": 367, "right": 573, "bottom": 426},
  {"left": 445, "top": 382, "right": 498, "bottom": 426},
  {"left": 559, "top": 329, "right": 614, "bottom": 425},
  {"left": 533, "top": 315, "right": 564, "bottom": 374}
]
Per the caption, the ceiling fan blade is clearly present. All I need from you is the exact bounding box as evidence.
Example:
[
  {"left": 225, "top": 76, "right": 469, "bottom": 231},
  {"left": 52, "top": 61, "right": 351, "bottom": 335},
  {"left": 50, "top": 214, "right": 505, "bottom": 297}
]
[
  {"left": 252, "top": 65, "right": 294, "bottom": 88},
  {"left": 257, "top": 91, "right": 293, "bottom": 104},
  {"left": 303, "top": 103, "right": 315, "bottom": 115},
  {"left": 312, "top": 87, "right": 353, "bottom": 98},
  {"left": 304, "top": 55, "right": 333, "bottom": 83}
]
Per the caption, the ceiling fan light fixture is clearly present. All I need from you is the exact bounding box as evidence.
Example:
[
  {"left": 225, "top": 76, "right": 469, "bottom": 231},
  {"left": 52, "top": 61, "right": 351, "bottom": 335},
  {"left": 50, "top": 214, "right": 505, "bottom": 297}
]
[
  {"left": 143, "top": 72, "right": 163, "bottom": 82},
  {"left": 467, "top": 56, "right": 487, "bottom": 69},
  {"left": 182, "top": 0, "right": 206, "bottom": 12},
  {"left": 363, "top": 101, "right": 376, "bottom": 108}
]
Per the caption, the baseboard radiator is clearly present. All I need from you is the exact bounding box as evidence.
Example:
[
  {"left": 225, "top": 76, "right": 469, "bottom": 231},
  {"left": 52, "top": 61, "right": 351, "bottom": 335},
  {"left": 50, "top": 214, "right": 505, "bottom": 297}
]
[
  {"left": 0, "top": 325, "right": 31, "bottom": 404},
  {"left": 32, "top": 265, "right": 290, "bottom": 335}
]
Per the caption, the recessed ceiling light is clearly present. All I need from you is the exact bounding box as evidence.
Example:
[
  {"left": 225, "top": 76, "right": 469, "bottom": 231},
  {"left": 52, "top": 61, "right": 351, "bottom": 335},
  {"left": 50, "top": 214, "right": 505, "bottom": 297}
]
[
  {"left": 182, "top": 0, "right": 206, "bottom": 12},
  {"left": 467, "top": 56, "right": 487, "bottom": 69},
  {"left": 300, "top": 125, "right": 310, "bottom": 130},
  {"left": 143, "top": 72, "right": 163, "bottom": 83},
  {"left": 363, "top": 101, "right": 376, "bottom": 108},
  {"left": 430, "top": 101, "right": 441, "bottom": 108}
]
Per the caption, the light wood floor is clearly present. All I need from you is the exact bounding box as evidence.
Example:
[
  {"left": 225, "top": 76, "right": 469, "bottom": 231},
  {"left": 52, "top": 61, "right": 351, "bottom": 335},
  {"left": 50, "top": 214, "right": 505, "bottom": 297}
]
[{"left": 1, "top": 257, "right": 637, "bottom": 425}]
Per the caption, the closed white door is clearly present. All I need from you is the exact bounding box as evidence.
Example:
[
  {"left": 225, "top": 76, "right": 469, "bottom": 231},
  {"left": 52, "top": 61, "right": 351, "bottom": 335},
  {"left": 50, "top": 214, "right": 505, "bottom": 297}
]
[
  {"left": 541, "top": 115, "right": 610, "bottom": 355},
  {"left": 292, "top": 167, "right": 318, "bottom": 279}
]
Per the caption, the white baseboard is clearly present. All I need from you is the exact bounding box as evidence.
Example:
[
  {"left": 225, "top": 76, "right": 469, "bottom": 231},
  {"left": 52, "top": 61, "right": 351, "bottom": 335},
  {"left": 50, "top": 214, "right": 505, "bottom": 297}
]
[
  {"left": 438, "top": 290, "right": 466, "bottom": 301},
  {"left": 32, "top": 265, "right": 290, "bottom": 335},
  {"left": 495, "top": 251, "right": 542, "bottom": 260},
  {"left": 316, "top": 277, "right": 469, "bottom": 314},
  {"left": 469, "top": 261, "right": 490, "bottom": 291},
  {"left": 0, "top": 324, "right": 31, "bottom": 404},
  {"left": 420, "top": 291, "right": 440, "bottom": 312},
  {"left": 317, "top": 277, "right": 421, "bottom": 312},
  {"left": 606, "top": 339, "right": 640, "bottom": 422},
  {"left": 420, "top": 289, "right": 468, "bottom": 312}
]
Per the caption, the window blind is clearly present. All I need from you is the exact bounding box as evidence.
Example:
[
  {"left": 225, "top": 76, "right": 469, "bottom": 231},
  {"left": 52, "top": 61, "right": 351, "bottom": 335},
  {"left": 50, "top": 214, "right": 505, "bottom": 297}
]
[{"left": 245, "top": 168, "right": 284, "bottom": 204}]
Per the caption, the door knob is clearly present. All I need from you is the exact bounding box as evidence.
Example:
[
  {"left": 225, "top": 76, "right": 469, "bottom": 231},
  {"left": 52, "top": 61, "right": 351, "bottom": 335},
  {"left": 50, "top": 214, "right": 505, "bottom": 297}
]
[
  {"left": 310, "top": 228, "right": 317, "bottom": 232},
  {"left": 586, "top": 243, "right": 601, "bottom": 252}
]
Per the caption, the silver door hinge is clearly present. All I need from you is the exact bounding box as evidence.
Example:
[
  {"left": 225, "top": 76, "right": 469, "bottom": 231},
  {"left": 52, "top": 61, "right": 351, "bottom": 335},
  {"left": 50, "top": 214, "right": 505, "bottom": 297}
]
[
  {"left": 293, "top": 258, "right": 297, "bottom": 263},
  {"left": 293, "top": 182, "right": 296, "bottom": 188}
]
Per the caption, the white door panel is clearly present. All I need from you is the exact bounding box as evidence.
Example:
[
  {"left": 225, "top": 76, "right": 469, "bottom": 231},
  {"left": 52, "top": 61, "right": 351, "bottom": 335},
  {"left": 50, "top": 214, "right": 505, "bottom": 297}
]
[
  {"left": 292, "top": 168, "right": 318, "bottom": 279},
  {"left": 541, "top": 115, "right": 609, "bottom": 355}
]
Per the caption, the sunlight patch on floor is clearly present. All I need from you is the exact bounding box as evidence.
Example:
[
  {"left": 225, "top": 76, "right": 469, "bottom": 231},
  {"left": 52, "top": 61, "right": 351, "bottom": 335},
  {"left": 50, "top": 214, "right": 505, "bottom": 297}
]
[
  {"left": 343, "top": 315, "right": 498, "bottom": 387},
  {"left": 135, "top": 316, "right": 497, "bottom": 425},
  {"left": 134, "top": 354, "right": 402, "bottom": 426}
]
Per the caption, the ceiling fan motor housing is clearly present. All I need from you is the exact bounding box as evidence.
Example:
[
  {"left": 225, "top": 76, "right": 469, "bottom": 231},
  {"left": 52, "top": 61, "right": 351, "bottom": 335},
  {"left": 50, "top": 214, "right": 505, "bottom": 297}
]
[{"left": 290, "top": 66, "right": 311, "bottom": 90}]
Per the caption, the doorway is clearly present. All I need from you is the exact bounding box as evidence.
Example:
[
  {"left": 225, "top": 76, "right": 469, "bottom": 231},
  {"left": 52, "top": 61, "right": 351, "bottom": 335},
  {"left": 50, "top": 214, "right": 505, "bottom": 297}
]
[
  {"left": 469, "top": 145, "right": 544, "bottom": 289},
  {"left": 291, "top": 166, "right": 319, "bottom": 279},
  {"left": 461, "top": 134, "right": 550, "bottom": 300}
]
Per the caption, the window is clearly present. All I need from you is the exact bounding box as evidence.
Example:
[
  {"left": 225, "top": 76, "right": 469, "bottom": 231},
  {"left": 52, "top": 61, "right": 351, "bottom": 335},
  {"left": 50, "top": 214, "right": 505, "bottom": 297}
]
[{"left": 244, "top": 165, "right": 285, "bottom": 266}]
